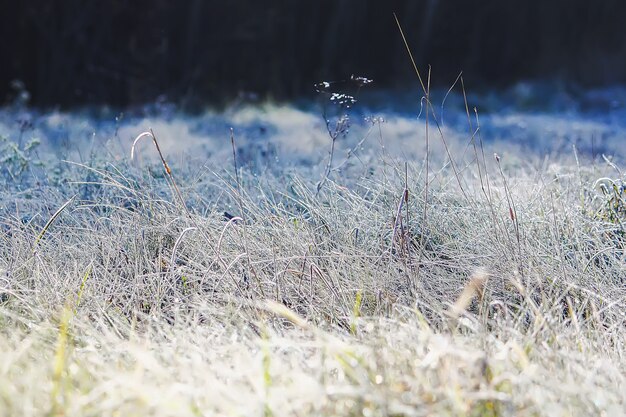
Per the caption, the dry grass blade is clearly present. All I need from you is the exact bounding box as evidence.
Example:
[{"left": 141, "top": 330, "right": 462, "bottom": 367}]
[
  {"left": 264, "top": 299, "right": 310, "bottom": 330},
  {"left": 34, "top": 194, "right": 76, "bottom": 248},
  {"left": 393, "top": 13, "right": 426, "bottom": 94},
  {"left": 169, "top": 226, "right": 197, "bottom": 278},
  {"left": 447, "top": 269, "right": 489, "bottom": 322},
  {"left": 131, "top": 129, "right": 189, "bottom": 216}
]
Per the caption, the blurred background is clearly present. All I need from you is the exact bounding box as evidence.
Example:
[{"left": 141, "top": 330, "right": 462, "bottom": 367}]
[{"left": 2, "top": 0, "right": 625, "bottom": 108}]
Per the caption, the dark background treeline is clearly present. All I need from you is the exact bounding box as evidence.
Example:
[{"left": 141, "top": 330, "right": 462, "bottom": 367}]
[{"left": 2, "top": 0, "right": 625, "bottom": 108}]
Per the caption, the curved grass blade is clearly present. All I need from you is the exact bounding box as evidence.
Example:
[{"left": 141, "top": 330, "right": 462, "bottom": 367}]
[{"left": 34, "top": 194, "right": 76, "bottom": 247}]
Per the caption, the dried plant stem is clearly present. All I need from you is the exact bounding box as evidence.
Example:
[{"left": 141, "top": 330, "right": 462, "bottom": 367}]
[
  {"left": 34, "top": 194, "right": 76, "bottom": 249},
  {"left": 131, "top": 130, "right": 189, "bottom": 217}
]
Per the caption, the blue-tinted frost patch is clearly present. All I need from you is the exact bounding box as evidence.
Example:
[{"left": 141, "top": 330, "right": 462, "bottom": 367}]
[{"left": 0, "top": 84, "right": 624, "bottom": 183}]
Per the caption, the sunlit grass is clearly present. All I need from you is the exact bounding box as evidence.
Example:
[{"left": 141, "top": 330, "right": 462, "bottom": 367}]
[{"left": 0, "top": 106, "right": 624, "bottom": 416}]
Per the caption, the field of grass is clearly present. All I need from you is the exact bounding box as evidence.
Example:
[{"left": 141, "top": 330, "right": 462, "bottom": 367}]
[{"left": 0, "top": 93, "right": 625, "bottom": 416}]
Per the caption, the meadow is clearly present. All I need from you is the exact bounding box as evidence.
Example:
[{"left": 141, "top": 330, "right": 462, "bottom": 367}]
[{"left": 0, "top": 83, "right": 624, "bottom": 416}]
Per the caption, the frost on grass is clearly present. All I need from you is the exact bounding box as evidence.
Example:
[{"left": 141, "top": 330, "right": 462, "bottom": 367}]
[
  {"left": 0, "top": 88, "right": 625, "bottom": 416},
  {"left": 1, "top": 310, "right": 623, "bottom": 417}
]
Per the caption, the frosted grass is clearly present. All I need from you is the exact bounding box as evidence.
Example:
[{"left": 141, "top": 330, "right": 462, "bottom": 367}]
[{"left": 0, "top": 84, "right": 624, "bottom": 416}]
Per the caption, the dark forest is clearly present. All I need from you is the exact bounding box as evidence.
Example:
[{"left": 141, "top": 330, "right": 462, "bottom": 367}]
[{"left": 2, "top": 0, "right": 625, "bottom": 107}]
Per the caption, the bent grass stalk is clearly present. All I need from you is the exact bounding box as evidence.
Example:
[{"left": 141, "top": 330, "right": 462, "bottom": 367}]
[
  {"left": 131, "top": 130, "right": 189, "bottom": 216},
  {"left": 34, "top": 194, "right": 76, "bottom": 249},
  {"left": 447, "top": 269, "right": 489, "bottom": 325}
]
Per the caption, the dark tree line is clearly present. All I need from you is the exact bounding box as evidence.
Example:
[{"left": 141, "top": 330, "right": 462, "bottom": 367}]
[{"left": 2, "top": 0, "right": 625, "bottom": 107}]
